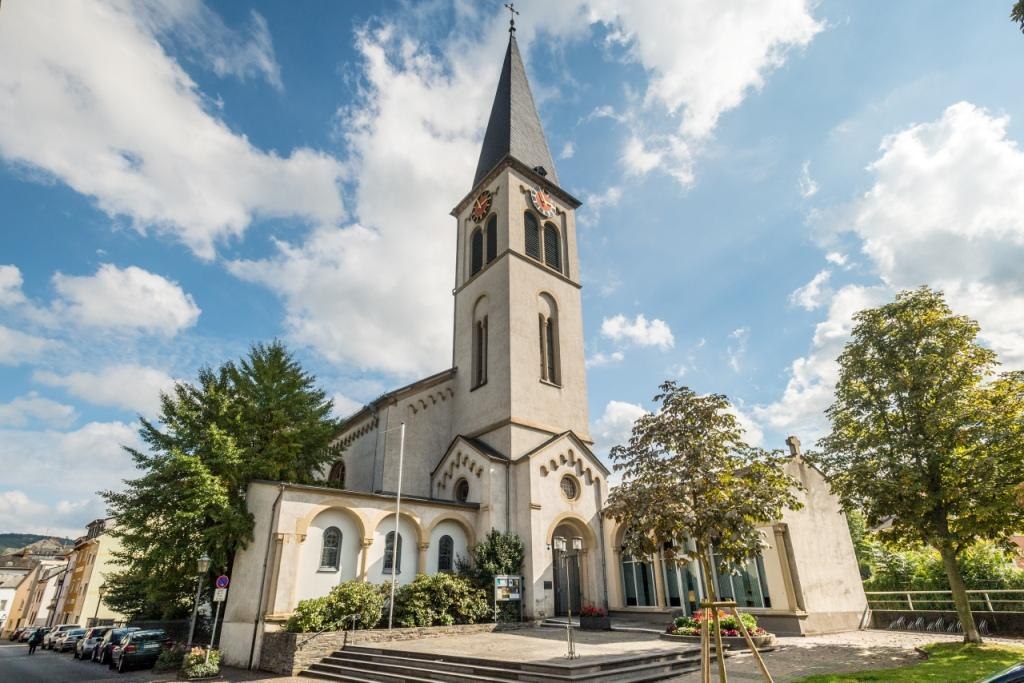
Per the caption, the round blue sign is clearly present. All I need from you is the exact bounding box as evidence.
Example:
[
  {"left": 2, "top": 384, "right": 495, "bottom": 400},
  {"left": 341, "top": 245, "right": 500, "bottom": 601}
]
[{"left": 215, "top": 575, "right": 230, "bottom": 589}]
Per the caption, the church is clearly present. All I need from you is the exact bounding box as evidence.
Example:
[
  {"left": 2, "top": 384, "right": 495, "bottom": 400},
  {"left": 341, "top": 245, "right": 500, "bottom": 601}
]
[{"left": 220, "top": 29, "right": 866, "bottom": 669}]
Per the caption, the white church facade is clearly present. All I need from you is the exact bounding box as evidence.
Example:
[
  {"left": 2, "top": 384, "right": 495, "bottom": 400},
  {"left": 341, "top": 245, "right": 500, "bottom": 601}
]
[{"left": 220, "top": 32, "right": 866, "bottom": 669}]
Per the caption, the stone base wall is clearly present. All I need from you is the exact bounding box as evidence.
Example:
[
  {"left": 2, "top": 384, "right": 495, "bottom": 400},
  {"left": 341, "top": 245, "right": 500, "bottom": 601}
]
[{"left": 260, "top": 622, "right": 530, "bottom": 675}]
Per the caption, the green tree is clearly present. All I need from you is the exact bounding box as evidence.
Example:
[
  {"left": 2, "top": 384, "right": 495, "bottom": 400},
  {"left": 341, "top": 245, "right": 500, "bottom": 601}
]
[
  {"left": 103, "top": 341, "right": 341, "bottom": 618},
  {"left": 815, "top": 287, "right": 1024, "bottom": 643},
  {"left": 1013, "top": 1, "right": 1024, "bottom": 32},
  {"left": 603, "top": 382, "right": 802, "bottom": 607},
  {"left": 457, "top": 529, "right": 524, "bottom": 620}
]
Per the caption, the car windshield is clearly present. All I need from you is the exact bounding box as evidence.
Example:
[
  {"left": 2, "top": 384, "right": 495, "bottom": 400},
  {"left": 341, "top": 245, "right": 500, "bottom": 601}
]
[
  {"left": 133, "top": 631, "right": 166, "bottom": 641},
  {"left": 69, "top": 629, "right": 86, "bottom": 636}
]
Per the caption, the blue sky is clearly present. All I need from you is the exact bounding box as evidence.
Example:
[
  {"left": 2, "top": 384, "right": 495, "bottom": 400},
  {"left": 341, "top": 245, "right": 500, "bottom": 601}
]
[{"left": 1, "top": 1, "right": 1023, "bottom": 537}]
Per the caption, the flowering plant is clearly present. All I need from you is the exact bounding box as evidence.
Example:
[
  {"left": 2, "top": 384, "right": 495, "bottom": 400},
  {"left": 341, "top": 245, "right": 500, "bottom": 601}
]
[
  {"left": 579, "top": 604, "right": 607, "bottom": 617},
  {"left": 667, "top": 611, "right": 767, "bottom": 637}
]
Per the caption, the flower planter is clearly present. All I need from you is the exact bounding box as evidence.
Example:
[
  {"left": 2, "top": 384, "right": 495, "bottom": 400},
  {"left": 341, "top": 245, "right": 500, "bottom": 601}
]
[
  {"left": 579, "top": 615, "right": 611, "bottom": 630},
  {"left": 660, "top": 632, "right": 775, "bottom": 650}
]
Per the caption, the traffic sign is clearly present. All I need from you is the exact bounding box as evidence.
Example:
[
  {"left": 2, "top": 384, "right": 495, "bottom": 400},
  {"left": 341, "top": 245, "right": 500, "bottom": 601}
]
[
  {"left": 215, "top": 575, "right": 230, "bottom": 589},
  {"left": 213, "top": 587, "right": 228, "bottom": 602}
]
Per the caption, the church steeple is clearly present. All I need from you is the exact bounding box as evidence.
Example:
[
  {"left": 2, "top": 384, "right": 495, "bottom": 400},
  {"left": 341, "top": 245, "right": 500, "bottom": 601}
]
[{"left": 473, "top": 34, "right": 559, "bottom": 188}]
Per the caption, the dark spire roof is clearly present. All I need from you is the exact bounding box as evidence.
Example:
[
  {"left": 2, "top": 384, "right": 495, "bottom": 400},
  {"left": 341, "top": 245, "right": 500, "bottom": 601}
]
[{"left": 473, "top": 34, "right": 558, "bottom": 188}]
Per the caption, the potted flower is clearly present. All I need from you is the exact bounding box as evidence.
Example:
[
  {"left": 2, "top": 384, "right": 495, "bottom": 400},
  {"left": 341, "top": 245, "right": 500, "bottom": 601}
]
[
  {"left": 179, "top": 646, "right": 222, "bottom": 680},
  {"left": 661, "top": 610, "right": 774, "bottom": 649},
  {"left": 578, "top": 604, "right": 611, "bottom": 630}
]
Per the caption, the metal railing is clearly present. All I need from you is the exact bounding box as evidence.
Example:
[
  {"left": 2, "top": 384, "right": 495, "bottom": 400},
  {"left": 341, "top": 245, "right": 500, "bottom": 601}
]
[{"left": 865, "top": 589, "right": 1024, "bottom": 613}]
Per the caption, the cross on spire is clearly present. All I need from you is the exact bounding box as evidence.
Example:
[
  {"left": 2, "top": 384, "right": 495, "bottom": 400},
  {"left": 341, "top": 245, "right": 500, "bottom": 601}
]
[
  {"left": 786, "top": 435, "right": 802, "bottom": 457},
  {"left": 504, "top": 3, "right": 519, "bottom": 34}
]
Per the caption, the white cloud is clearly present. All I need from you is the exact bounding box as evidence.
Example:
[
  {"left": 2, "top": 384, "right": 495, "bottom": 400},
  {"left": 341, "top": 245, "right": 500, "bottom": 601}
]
[
  {"left": 0, "top": 0, "right": 344, "bottom": 259},
  {"left": 34, "top": 363, "right": 176, "bottom": 416},
  {"left": 0, "top": 324, "right": 59, "bottom": 365},
  {"left": 559, "top": 141, "right": 576, "bottom": 160},
  {"left": 587, "top": 0, "right": 823, "bottom": 185},
  {"left": 727, "top": 403, "right": 764, "bottom": 447},
  {"left": 727, "top": 326, "right": 750, "bottom": 372},
  {"left": 789, "top": 269, "right": 831, "bottom": 311},
  {"left": 51, "top": 264, "right": 200, "bottom": 335},
  {"left": 592, "top": 400, "right": 647, "bottom": 457},
  {"left": 586, "top": 350, "right": 625, "bottom": 368},
  {"left": 0, "top": 265, "right": 26, "bottom": 307},
  {"left": 0, "top": 393, "right": 77, "bottom": 429},
  {"left": 601, "top": 313, "right": 675, "bottom": 350},
  {"left": 0, "top": 421, "right": 142, "bottom": 535},
  {"left": 825, "top": 251, "right": 847, "bottom": 267},
  {"left": 757, "top": 284, "right": 890, "bottom": 440},
  {"left": 331, "top": 392, "right": 363, "bottom": 419},
  {"left": 798, "top": 159, "right": 819, "bottom": 198}
]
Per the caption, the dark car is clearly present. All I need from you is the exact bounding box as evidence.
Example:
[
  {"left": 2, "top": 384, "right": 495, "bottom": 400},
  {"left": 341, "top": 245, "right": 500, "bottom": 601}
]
[
  {"left": 979, "top": 663, "right": 1024, "bottom": 683},
  {"left": 54, "top": 627, "right": 87, "bottom": 653},
  {"left": 113, "top": 629, "right": 167, "bottom": 673},
  {"left": 23, "top": 626, "right": 50, "bottom": 643},
  {"left": 8, "top": 627, "right": 25, "bottom": 641},
  {"left": 75, "top": 626, "right": 111, "bottom": 660},
  {"left": 93, "top": 627, "right": 138, "bottom": 665}
]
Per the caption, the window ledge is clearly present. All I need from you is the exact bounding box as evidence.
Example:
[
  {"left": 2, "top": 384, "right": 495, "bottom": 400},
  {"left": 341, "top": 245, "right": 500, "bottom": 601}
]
[
  {"left": 470, "top": 380, "right": 487, "bottom": 392},
  {"left": 539, "top": 379, "right": 562, "bottom": 389},
  {"left": 316, "top": 567, "right": 339, "bottom": 573}
]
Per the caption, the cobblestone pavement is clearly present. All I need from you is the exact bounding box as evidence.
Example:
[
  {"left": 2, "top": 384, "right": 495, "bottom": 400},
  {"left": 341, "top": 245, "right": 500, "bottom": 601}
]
[{"left": 668, "top": 629, "right": 1024, "bottom": 682}]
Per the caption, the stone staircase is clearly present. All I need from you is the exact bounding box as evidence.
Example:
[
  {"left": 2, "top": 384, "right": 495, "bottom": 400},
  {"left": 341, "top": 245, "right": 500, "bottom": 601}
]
[{"left": 300, "top": 644, "right": 702, "bottom": 682}]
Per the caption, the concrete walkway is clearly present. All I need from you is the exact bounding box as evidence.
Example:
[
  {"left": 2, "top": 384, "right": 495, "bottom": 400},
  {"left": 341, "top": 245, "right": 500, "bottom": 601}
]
[{"left": 668, "top": 629, "right": 1024, "bottom": 682}]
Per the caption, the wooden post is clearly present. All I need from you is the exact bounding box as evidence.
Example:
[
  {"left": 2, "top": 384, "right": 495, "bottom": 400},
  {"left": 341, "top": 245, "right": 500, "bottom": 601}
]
[
  {"left": 728, "top": 604, "right": 773, "bottom": 682},
  {"left": 701, "top": 605, "right": 711, "bottom": 683},
  {"left": 709, "top": 604, "right": 727, "bottom": 683}
]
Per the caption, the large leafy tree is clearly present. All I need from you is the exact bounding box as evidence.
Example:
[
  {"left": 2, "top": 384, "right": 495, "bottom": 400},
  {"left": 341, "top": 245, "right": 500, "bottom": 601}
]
[
  {"left": 815, "top": 287, "right": 1024, "bottom": 643},
  {"left": 1013, "top": 1, "right": 1024, "bottom": 32},
  {"left": 103, "top": 341, "right": 341, "bottom": 618},
  {"left": 604, "top": 382, "right": 802, "bottom": 604}
]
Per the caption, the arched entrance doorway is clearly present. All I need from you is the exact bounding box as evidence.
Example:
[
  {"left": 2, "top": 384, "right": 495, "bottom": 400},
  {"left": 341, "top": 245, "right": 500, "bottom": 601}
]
[{"left": 551, "top": 521, "right": 587, "bottom": 616}]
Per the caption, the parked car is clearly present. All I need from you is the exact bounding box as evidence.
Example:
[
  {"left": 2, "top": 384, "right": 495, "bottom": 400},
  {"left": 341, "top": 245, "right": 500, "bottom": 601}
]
[
  {"left": 94, "top": 626, "right": 138, "bottom": 665},
  {"left": 23, "top": 627, "right": 50, "bottom": 643},
  {"left": 54, "top": 627, "right": 87, "bottom": 653},
  {"left": 979, "top": 662, "right": 1024, "bottom": 683},
  {"left": 75, "top": 626, "right": 111, "bottom": 660},
  {"left": 113, "top": 629, "right": 167, "bottom": 673},
  {"left": 8, "top": 627, "right": 25, "bottom": 641},
  {"left": 43, "top": 623, "right": 81, "bottom": 649}
]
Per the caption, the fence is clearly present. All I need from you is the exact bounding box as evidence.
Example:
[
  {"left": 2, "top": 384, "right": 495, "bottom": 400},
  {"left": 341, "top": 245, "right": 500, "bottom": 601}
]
[{"left": 865, "top": 589, "right": 1024, "bottom": 613}]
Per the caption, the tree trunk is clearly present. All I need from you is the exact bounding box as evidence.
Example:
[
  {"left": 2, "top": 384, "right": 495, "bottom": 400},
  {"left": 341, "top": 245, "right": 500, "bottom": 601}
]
[
  {"left": 698, "top": 547, "right": 728, "bottom": 683},
  {"left": 937, "top": 541, "right": 981, "bottom": 643}
]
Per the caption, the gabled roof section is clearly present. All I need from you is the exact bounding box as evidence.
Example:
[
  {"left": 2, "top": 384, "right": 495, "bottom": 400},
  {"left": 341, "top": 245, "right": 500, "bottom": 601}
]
[
  {"left": 473, "top": 34, "right": 558, "bottom": 189},
  {"left": 517, "top": 430, "right": 611, "bottom": 477},
  {"left": 431, "top": 435, "right": 508, "bottom": 478}
]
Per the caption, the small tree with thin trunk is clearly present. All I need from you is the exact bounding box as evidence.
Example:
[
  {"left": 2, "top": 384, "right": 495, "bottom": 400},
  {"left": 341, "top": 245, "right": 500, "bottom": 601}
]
[
  {"left": 604, "top": 382, "right": 802, "bottom": 678},
  {"left": 815, "top": 287, "right": 1024, "bottom": 643}
]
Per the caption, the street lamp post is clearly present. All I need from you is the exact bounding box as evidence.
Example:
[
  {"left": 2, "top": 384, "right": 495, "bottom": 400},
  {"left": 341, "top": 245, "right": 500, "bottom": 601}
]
[
  {"left": 186, "top": 555, "right": 211, "bottom": 649},
  {"left": 553, "top": 536, "right": 580, "bottom": 659},
  {"left": 92, "top": 584, "right": 107, "bottom": 627}
]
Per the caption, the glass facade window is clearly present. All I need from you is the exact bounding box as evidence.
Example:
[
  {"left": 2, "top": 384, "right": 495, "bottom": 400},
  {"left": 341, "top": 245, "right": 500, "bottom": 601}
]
[
  {"left": 711, "top": 552, "right": 770, "bottom": 608},
  {"left": 621, "top": 554, "right": 656, "bottom": 607}
]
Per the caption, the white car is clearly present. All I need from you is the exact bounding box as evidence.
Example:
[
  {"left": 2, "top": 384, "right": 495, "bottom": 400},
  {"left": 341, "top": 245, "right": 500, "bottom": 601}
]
[{"left": 43, "top": 623, "right": 82, "bottom": 649}]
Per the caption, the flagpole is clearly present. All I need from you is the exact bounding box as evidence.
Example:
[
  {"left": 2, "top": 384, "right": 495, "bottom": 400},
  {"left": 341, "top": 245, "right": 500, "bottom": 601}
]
[{"left": 387, "top": 422, "right": 406, "bottom": 630}]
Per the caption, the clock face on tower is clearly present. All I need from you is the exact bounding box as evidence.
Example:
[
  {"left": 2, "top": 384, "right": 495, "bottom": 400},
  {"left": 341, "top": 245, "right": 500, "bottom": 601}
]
[
  {"left": 530, "top": 188, "right": 556, "bottom": 218},
  {"left": 470, "top": 190, "right": 493, "bottom": 222}
]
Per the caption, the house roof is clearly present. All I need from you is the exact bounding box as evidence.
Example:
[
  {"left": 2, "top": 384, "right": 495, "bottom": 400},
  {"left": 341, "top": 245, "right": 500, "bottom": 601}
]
[{"left": 473, "top": 34, "right": 558, "bottom": 189}]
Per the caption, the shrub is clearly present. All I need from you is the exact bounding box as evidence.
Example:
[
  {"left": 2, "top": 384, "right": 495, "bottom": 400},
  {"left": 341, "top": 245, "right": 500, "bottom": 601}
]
[
  {"left": 285, "top": 580, "right": 387, "bottom": 633},
  {"left": 393, "top": 573, "right": 490, "bottom": 627},
  {"left": 181, "top": 647, "right": 220, "bottom": 679},
  {"left": 457, "top": 529, "right": 524, "bottom": 622},
  {"left": 580, "top": 604, "right": 606, "bottom": 617},
  {"left": 153, "top": 644, "right": 186, "bottom": 672},
  {"left": 670, "top": 610, "right": 766, "bottom": 637}
]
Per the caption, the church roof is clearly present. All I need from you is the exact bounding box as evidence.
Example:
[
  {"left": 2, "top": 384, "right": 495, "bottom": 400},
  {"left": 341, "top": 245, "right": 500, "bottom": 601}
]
[{"left": 473, "top": 34, "right": 558, "bottom": 189}]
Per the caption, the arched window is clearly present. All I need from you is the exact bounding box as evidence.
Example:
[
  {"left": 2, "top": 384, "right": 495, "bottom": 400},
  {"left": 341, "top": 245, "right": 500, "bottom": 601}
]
[
  {"left": 320, "top": 527, "right": 341, "bottom": 570},
  {"left": 471, "top": 228, "right": 483, "bottom": 275},
  {"left": 473, "top": 317, "right": 488, "bottom": 388},
  {"left": 454, "top": 478, "right": 470, "bottom": 503},
  {"left": 524, "top": 212, "right": 540, "bottom": 260},
  {"left": 538, "top": 293, "right": 559, "bottom": 385},
  {"left": 328, "top": 461, "right": 345, "bottom": 488},
  {"left": 486, "top": 215, "right": 497, "bottom": 263},
  {"left": 383, "top": 531, "right": 403, "bottom": 574},
  {"left": 438, "top": 535, "right": 454, "bottom": 573},
  {"left": 543, "top": 223, "right": 561, "bottom": 272}
]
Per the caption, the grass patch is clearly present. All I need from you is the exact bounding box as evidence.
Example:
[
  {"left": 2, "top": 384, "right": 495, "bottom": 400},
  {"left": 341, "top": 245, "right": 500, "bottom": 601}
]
[{"left": 795, "top": 642, "right": 1024, "bottom": 682}]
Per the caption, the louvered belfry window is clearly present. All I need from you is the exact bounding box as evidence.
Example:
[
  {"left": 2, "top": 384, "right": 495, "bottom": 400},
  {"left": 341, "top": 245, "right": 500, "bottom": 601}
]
[
  {"left": 486, "top": 215, "right": 497, "bottom": 263},
  {"left": 544, "top": 223, "right": 561, "bottom": 272},
  {"left": 524, "top": 212, "right": 540, "bottom": 259},
  {"left": 471, "top": 229, "right": 483, "bottom": 275}
]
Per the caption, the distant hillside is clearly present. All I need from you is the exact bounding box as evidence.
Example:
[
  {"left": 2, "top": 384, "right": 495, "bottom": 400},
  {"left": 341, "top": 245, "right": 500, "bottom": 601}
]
[{"left": 0, "top": 533, "right": 74, "bottom": 555}]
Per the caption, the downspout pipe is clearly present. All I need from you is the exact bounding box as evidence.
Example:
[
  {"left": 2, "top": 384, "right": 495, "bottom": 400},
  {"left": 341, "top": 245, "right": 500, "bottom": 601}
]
[
  {"left": 248, "top": 482, "right": 285, "bottom": 670},
  {"left": 595, "top": 480, "right": 609, "bottom": 610}
]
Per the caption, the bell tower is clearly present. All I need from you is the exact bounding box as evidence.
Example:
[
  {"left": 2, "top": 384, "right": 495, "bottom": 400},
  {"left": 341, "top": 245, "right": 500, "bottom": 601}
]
[{"left": 449, "top": 30, "right": 590, "bottom": 459}]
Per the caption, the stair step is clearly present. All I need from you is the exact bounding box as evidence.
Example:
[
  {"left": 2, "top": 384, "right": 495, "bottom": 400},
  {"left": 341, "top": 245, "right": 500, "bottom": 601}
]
[{"left": 303, "top": 646, "right": 702, "bottom": 683}]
